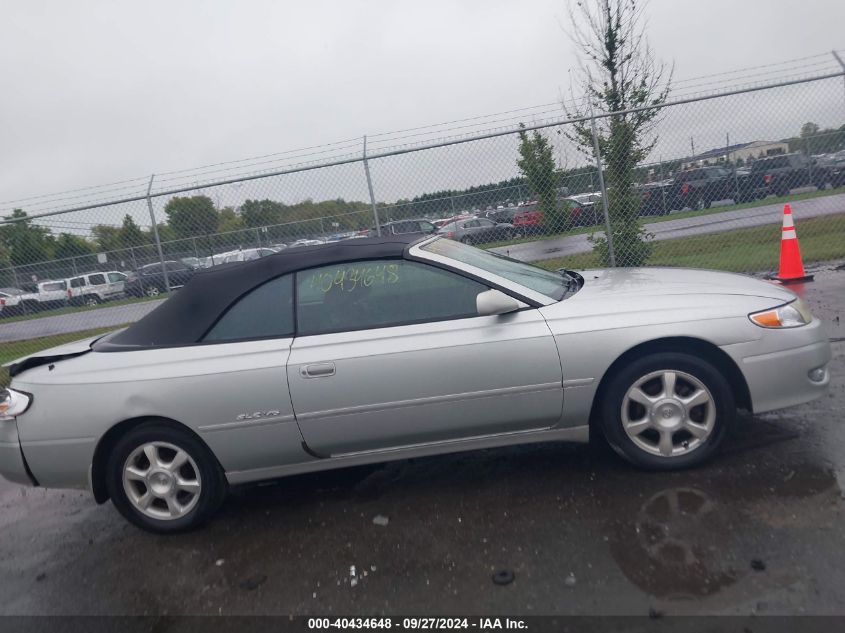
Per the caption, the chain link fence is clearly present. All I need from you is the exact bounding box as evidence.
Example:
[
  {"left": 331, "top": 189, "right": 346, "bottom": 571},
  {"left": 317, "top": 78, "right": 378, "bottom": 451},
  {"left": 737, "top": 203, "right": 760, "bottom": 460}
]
[{"left": 1, "top": 65, "right": 844, "bottom": 368}]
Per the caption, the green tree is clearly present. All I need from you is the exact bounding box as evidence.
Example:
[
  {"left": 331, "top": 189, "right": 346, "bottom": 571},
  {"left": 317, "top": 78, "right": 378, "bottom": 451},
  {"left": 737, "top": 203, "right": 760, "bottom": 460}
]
[
  {"left": 164, "top": 196, "right": 219, "bottom": 239},
  {"left": 54, "top": 233, "right": 94, "bottom": 260},
  {"left": 0, "top": 209, "right": 54, "bottom": 266},
  {"left": 565, "top": 0, "right": 671, "bottom": 266},
  {"left": 118, "top": 214, "right": 147, "bottom": 248},
  {"left": 91, "top": 225, "right": 121, "bottom": 252},
  {"left": 800, "top": 122, "right": 820, "bottom": 139},
  {"left": 218, "top": 206, "right": 245, "bottom": 234},
  {"left": 240, "top": 199, "right": 287, "bottom": 229},
  {"left": 517, "top": 125, "right": 563, "bottom": 231}
]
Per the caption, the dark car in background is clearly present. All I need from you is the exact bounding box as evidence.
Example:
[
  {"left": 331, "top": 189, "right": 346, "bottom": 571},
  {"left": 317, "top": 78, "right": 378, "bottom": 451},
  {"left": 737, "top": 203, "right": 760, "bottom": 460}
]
[
  {"left": 744, "top": 153, "right": 834, "bottom": 199},
  {"left": 667, "top": 166, "right": 739, "bottom": 210},
  {"left": 437, "top": 216, "right": 517, "bottom": 244},
  {"left": 636, "top": 179, "right": 674, "bottom": 215},
  {"left": 125, "top": 261, "right": 195, "bottom": 298}
]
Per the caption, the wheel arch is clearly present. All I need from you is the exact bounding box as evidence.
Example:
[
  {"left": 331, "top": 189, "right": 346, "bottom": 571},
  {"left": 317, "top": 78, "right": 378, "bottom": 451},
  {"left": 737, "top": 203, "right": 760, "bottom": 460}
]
[
  {"left": 90, "top": 415, "right": 221, "bottom": 504},
  {"left": 588, "top": 336, "right": 752, "bottom": 431}
]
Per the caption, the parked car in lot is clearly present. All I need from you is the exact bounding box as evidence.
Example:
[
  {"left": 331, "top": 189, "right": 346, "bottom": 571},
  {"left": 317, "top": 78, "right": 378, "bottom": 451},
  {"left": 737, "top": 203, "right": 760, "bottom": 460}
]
[
  {"left": 19, "top": 279, "right": 70, "bottom": 312},
  {"left": 368, "top": 219, "right": 437, "bottom": 237},
  {"left": 814, "top": 150, "right": 845, "bottom": 188},
  {"left": 744, "top": 153, "right": 834, "bottom": 199},
  {"left": 666, "top": 166, "right": 739, "bottom": 211},
  {"left": 0, "top": 288, "right": 26, "bottom": 317},
  {"left": 437, "top": 216, "right": 517, "bottom": 244},
  {"left": 125, "top": 261, "right": 195, "bottom": 297},
  {"left": 511, "top": 197, "right": 598, "bottom": 233},
  {"left": 219, "top": 248, "right": 278, "bottom": 264},
  {"left": 289, "top": 239, "right": 327, "bottom": 248},
  {"left": 0, "top": 235, "right": 831, "bottom": 532},
  {"left": 67, "top": 271, "right": 128, "bottom": 306},
  {"left": 636, "top": 179, "right": 674, "bottom": 215}
]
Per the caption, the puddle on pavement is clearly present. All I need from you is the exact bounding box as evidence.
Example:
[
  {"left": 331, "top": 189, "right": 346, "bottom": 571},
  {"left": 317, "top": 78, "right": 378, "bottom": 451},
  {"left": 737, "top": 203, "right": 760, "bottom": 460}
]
[{"left": 606, "top": 460, "right": 840, "bottom": 602}]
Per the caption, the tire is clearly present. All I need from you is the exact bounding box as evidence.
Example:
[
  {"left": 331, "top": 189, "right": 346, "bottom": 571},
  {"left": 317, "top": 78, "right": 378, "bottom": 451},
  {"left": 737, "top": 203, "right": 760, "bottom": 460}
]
[
  {"left": 145, "top": 286, "right": 161, "bottom": 298},
  {"left": 460, "top": 235, "right": 474, "bottom": 246},
  {"left": 106, "top": 422, "right": 228, "bottom": 533},
  {"left": 85, "top": 295, "right": 101, "bottom": 307},
  {"left": 695, "top": 196, "right": 709, "bottom": 211},
  {"left": 597, "top": 352, "right": 734, "bottom": 470}
]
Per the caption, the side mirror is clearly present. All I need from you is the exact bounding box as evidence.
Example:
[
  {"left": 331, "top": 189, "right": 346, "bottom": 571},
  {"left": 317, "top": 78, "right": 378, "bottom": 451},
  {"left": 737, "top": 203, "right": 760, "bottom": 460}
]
[{"left": 476, "top": 289, "right": 520, "bottom": 317}]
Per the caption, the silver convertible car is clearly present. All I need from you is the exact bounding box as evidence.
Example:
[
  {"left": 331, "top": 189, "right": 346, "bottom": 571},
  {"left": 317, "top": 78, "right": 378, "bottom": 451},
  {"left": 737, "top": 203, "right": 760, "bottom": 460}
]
[{"left": 0, "top": 235, "right": 832, "bottom": 532}]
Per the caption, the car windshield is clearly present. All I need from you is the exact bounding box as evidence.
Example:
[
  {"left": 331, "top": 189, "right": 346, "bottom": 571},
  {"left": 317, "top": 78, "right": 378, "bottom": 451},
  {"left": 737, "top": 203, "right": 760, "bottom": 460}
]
[{"left": 421, "top": 237, "right": 570, "bottom": 301}]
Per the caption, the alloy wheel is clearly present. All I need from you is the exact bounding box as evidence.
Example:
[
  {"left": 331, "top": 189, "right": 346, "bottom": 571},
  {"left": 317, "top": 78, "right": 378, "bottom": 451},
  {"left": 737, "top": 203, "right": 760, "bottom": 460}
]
[
  {"left": 145, "top": 286, "right": 161, "bottom": 297},
  {"left": 621, "top": 370, "right": 716, "bottom": 458},
  {"left": 122, "top": 441, "right": 202, "bottom": 520}
]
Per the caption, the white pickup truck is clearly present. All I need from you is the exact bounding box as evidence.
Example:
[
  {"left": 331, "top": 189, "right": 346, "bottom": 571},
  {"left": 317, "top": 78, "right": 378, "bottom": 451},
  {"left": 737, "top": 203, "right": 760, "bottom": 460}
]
[{"left": 19, "top": 280, "right": 71, "bottom": 313}]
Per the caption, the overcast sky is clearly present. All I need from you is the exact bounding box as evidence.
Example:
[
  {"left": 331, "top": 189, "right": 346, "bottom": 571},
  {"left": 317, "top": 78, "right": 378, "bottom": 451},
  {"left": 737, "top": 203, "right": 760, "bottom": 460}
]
[{"left": 2, "top": 0, "right": 845, "bottom": 216}]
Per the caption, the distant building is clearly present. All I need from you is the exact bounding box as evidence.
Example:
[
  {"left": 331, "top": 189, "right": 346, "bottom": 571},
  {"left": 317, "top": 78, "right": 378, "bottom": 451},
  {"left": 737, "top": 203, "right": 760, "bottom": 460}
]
[{"left": 682, "top": 140, "right": 789, "bottom": 168}]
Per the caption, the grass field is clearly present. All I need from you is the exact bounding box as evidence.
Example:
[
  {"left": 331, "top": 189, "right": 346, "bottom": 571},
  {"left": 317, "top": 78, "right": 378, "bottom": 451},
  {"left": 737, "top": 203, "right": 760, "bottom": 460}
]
[
  {"left": 0, "top": 325, "right": 124, "bottom": 387},
  {"left": 535, "top": 212, "right": 845, "bottom": 273}
]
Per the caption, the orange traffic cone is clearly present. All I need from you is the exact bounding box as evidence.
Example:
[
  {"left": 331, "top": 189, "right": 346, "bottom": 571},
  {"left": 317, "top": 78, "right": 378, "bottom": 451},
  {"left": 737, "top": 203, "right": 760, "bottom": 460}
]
[{"left": 776, "top": 203, "right": 813, "bottom": 284}]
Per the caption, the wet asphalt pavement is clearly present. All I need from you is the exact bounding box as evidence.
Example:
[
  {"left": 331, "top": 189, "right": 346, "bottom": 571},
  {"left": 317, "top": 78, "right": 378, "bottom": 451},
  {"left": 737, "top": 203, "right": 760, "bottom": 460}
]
[{"left": 0, "top": 266, "right": 843, "bottom": 616}]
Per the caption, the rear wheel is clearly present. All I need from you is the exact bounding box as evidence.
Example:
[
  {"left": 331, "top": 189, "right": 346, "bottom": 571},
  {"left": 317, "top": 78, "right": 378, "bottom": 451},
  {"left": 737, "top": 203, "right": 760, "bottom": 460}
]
[
  {"left": 145, "top": 286, "right": 161, "bottom": 298},
  {"left": 461, "top": 235, "right": 474, "bottom": 246},
  {"left": 598, "top": 352, "right": 733, "bottom": 470},
  {"left": 85, "top": 295, "right": 101, "bottom": 307},
  {"left": 106, "top": 423, "right": 227, "bottom": 533}
]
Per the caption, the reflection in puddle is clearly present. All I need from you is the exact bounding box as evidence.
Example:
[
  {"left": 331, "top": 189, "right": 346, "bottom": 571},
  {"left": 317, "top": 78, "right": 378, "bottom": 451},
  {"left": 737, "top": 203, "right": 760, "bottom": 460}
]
[
  {"left": 608, "top": 459, "right": 840, "bottom": 602},
  {"left": 609, "top": 487, "right": 737, "bottom": 600}
]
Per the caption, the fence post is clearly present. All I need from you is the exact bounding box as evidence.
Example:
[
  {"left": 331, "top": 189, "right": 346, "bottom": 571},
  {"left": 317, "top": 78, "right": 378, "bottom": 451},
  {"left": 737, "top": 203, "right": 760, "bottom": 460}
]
[
  {"left": 589, "top": 106, "right": 616, "bottom": 267},
  {"left": 362, "top": 135, "right": 382, "bottom": 237},
  {"left": 727, "top": 132, "right": 740, "bottom": 202},
  {"left": 146, "top": 174, "right": 171, "bottom": 293},
  {"left": 806, "top": 136, "right": 814, "bottom": 187},
  {"left": 659, "top": 156, "right": 667, "bottom": 214},
  {"left": 833, "top": 50, "right": 845, "bottom": 117},
  {"left": 71, "top": 257, "right": 78, "bottom": 276}
]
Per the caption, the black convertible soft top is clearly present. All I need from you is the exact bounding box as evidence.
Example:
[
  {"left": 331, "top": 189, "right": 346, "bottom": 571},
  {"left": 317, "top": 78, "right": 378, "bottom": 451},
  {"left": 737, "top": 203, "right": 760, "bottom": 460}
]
[{"left": 95, "top": 235, "right": 424, "bottom": 351}]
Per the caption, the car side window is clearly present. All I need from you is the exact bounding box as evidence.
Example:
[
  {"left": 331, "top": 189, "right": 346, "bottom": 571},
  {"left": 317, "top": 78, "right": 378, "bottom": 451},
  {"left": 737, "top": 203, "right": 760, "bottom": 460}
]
[
  {"left": 107, "top": 272, "right": 126, "bottom": 282},
  {"left": 296, "top": 260, "right": 488, "bottom": 336},
  {"left": 203, "top": 275, "right": 294, "bottom": 342},
  {"left": 89, "top": 274, "right": 106, "bottom": 285},
  {"left": 70, "top": 278, "right": 85, "bottom": 288}
]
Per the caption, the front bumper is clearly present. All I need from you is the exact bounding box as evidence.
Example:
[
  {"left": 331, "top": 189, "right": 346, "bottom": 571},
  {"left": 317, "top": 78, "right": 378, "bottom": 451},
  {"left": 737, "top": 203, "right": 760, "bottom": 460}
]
[
  {"left": 0, "top": 419, "right": 37, "bottom": 486},
  {"left": 726, "top": 319, "right": 832, "bottom": 414}
]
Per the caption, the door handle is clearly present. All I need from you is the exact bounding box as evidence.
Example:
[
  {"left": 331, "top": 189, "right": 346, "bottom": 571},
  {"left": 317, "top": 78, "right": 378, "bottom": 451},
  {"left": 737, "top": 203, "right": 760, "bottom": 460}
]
[{"left": 301, "top": 362, "right": 336, "bottom": 378}]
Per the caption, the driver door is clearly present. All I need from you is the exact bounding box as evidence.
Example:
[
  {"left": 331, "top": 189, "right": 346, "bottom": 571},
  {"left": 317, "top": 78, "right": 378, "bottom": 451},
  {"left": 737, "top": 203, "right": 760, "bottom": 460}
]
[{"left": 287, "top": 259, "right": 563, "bottom": 456}]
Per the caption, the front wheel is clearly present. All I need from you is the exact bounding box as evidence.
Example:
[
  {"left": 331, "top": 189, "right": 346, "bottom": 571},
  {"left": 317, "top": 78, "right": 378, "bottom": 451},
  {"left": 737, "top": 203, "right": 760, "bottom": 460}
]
[
  {"left": 460, "top": 235, "right": 474, "bottom": 246},
  {"left": 145, "top": 286, "right": 161, "bottom": 298},
  {"left": 598, "top": 352, "right": 734, "bottom": 470},
  {"left": 106, "top": 423, "right": 228, "bottom": 533}
]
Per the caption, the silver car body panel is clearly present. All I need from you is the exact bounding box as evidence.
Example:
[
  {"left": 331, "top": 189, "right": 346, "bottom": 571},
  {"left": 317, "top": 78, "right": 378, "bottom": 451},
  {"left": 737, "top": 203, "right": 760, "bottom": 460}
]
[
  {"left": 0, "top": 246, "right": 832, "bottom": 495},
  {"left": 287, "top": 309, "right": 563, "bottom": 455}
]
